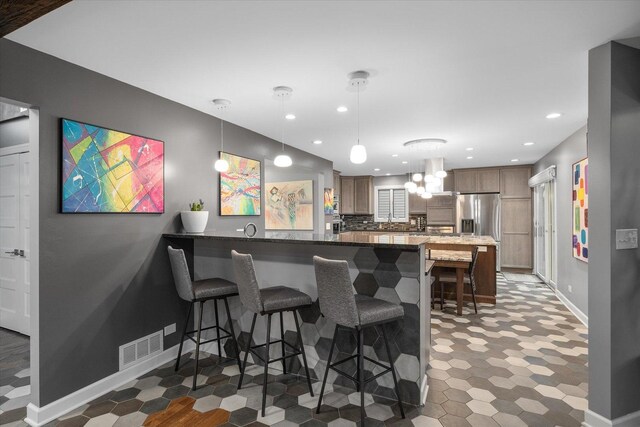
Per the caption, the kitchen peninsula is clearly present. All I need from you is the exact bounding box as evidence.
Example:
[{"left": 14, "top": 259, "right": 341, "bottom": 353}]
[{"left": 163, "top": 231, "right": 434, "bottom": 405}]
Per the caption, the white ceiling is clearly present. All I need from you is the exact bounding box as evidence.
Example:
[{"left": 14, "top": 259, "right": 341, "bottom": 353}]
[{"left": 7, "top": 1, "right": 640, "bottom": 175}]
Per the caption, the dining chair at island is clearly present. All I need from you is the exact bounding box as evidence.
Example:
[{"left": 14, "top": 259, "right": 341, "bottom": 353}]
[
  {"left": 434, "top": 246, "right": 480, "bottom": 314},
  {"left": 231, "top": 250, "right": 315, "bottom": 417},
  {"left": 313, "top": 256, "right": 406, "bottom": 426},
  {"left": 167, "top": 246, "right": 242, "bottom": 390}
]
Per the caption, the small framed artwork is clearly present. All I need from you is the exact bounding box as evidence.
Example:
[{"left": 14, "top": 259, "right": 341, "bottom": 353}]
[
  {"left": 218, "top": 152, "right": 261, "bottom": 216},
  {"left": 265, "top": 180, "right": 313, "bottom": 230},
  {"left": 61, "top": 118, "right": 164, "bottom": 213},
  {"left": 572, "top": 157, "right": 588, "bottom": 262},
  {"left": 324, "top": 188, "right": 334, "bottom": 214}
]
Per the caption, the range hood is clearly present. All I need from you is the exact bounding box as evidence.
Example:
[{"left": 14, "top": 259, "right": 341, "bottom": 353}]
[{"left": 424, "top": 157, "right": 455, "bottom": 196}]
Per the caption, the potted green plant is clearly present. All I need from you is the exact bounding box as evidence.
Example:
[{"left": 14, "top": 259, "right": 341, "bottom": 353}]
[{"left": 180, "top": 199, "right": 209, "bottom": 233}]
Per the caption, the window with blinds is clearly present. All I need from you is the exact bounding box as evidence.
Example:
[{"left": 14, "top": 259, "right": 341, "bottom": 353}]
[{"left": 374, "top": 186, "right": 409, "bottom": 222}]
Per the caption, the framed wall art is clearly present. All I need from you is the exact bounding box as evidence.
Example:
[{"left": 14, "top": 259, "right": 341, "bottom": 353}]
[
  {"left": 61, "top": 118, "right": 164, "bottom": 213},
  {"left": 572, "top": 157, "right": 588, "bottom": 262},
  {"left": 265, "top": 180, "right": 313, "bottom": 230},
  {"left": 218, "top": 152, "right": 261, "bottom": 216}
]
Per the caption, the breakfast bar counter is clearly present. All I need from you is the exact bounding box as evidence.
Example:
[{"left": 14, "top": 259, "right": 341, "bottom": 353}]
[{"left": 163, "top": 231, "right": 434, "bottom": 405}]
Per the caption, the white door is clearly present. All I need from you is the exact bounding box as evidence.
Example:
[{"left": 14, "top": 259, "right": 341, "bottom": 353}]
[{"left": 0, "top": 152, "right": 30, "bottom": 335}]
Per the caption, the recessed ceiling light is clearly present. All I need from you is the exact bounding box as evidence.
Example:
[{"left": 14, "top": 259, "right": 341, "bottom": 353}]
[
  {"left": 391, "top": 154, "right": 398, "bottom": 157},
  {"left": 312, "top": 140, "right": 322, "bottom": 145},
  {"left": 523, "top": 142, "right": 535, "bottom": 146},
  {"left": 337, "top": 106, "right": 348, "bottom": 113},
  {"left": 285, "top": 114, "right": 296, "bottom": 120},
  {"left": 511, "top": 158, "right": 519, "bottom": 162},
  {"left": 402, "top": 161, "right": 408, "bottom": 164},
  {"left": 546, "top": 112, "right": 562, "bottom": 119},
  {"left": 466, "top": 147, "right": 474, "bottom": 151},
  {"left": 374, "top": 168, "right": 381, "bottom": 171},
  {"left": 385, "top": 173, "right": 391, "bottom": 176},
  {"left": 466, "top": 156, "right": 473, "bottom": 159}
]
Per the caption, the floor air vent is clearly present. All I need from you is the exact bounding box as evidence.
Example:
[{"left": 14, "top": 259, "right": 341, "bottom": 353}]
[{"left": 119, "top": 330, "right": 164, "bottom": 371}]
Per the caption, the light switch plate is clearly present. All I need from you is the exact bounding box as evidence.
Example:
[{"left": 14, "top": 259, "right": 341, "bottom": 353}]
[
  {"left": 616, "top": 229, "right": 638, "bottom": 250},
  {"left": 325, "top": 222, "right": 331, "bottom": 230}
]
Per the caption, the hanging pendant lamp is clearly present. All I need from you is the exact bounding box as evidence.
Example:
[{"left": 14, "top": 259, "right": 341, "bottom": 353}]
[
  {"left": 349, "top": 71, "right": 369, "bottom": 164},
  {"left": 273, "top": 86, "right": 293, "bottom": 167},
  {"left": 212, "top": 99, "right": 231, "bottom": 172}
]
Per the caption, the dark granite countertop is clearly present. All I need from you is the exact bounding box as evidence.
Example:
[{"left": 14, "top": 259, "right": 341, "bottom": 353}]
[{"left": 162, "top": 230, "right": 431, "bottom": 249}]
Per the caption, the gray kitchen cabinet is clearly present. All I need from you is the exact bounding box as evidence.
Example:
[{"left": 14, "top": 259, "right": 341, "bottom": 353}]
[
  {"left": 501, "top": 198, "right": 532, "bottom": 268},
  {"left": 454, "top": 169, "right": 478, "bottom": 193},
  {"left": 426, "top": 207, "right": 455, "bottom": 225},
  {"left": 477, "top": 169, "right": 500, "bottom": 193},
  {"left": 500, "top": 167, "right": 532, "bottom": 198},
  {"left": 453, "top": 168, "right": 500, "bottom": 193},
  {"left": 354, "top": 176, "right": 374, "bottom": 214},
  {"left": 340, "top": 177, "right": 355, "bottom": 214},
  {"left": 333, "top": 170, "right": 341, "bottom": 198},
  {"left": 409, "top": 193, "right": 427, "bottom": 214}
]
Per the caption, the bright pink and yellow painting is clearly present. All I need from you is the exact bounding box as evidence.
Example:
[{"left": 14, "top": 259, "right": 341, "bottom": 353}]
[
  {"left": 572, "top": 158, "right": 588, "bottom": 262},
  {"left": 219, "top": 152, "right": 261, "bottom": 216},
  {"left": 62, "top": 119, "right": 164, "bottom": 213}
]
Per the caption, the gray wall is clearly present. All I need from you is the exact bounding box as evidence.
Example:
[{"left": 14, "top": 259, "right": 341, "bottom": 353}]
[
  {"left": 587, "top": 41, "right": 640, "bottom": 422},
  {"left": 0, "top": 116, "right": 29, "bottom": 147},
  {"left": 0, "top": 39, "right": 332, "bottom": 406},
  {"left": 534, "top": 126, "right": 588, "bottom": 317}
]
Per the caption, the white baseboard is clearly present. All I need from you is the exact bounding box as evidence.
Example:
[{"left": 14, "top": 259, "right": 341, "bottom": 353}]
[
  {"left": 555, "top": 288, "right": 588, "bottom": 327},
  {"left": 24, "top": 341, "right": 194, "bottom": 427},
  {"left": 583, "top": 408, "right": 640, "bottom": 427}
]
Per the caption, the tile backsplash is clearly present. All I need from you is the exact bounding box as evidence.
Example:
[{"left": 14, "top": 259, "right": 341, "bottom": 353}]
[{"left": 342, "top": 215, "right": 427, "bottom": 231}]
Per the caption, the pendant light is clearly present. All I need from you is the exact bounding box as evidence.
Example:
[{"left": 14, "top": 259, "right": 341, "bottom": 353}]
[
  {"left": 212, "top": 99, "right": 231, "bottom": 172},
  {"left": 349, "top": 71, "right": 369, "bottom": 164},
  {"left": 404, "top": 159, "right": 417, "bottom": 192},
  {"left": 273, "top": 86, "right": 293, "bottom": 167}
]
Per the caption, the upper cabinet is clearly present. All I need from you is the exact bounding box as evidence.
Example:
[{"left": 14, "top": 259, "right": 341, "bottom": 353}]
[
  {"left": 409, "top": 193, "right": 427, "bottom": 214},
  {"left": 340, "top": 175, "right": 373, "bottom": 215},
  {"left": 453, "top": 168, "right": 500, "bottom": 193},
  {"left": 426, "top": 195, "right": 456, "bottom": 225},
  {"left": 333, "top": 170, "right": 341, "bottom": 198},
  {"left": 500, "top": 167, "right": 532, "bottom": 198}
]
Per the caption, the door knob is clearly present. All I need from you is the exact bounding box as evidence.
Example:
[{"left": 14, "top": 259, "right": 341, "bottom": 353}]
[{"left": 4, "top": 249, "right": 19, "bottom": 256}]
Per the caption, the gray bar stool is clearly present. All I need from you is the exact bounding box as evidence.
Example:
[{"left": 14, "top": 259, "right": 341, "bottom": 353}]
[
  {"left": 231, "top": 250, "right": 315, "bottom": 417},
  {"left": 167, "top": 246, "right": 241, "bottom": 390},
  {"left": 313, "top": 256, "right": 406, "bottom": 425}
]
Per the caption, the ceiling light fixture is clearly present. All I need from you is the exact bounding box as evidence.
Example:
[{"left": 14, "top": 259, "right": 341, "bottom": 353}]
[
  {"left": 313, "top": 140, "right": 323, "bottom": 145},
  {"left": 416, "top": 186, "right": 426, "bottom": 195},
  {"left": 391, "top": 154, "right": 399, "bottom": 157},
  {"left": 466, "top": 147, "right": 474, "bottom": 151},
  {"left": 546, "top": 112, "right": 562, "bottom": 119},
  {"left": 285, "top": 114, "right": 296, "bottom": 120},
  {"left": 523, "top": 142, "right": 535, "bottom": 146},
  {"left": 374, "top": 168, "right": 380, "bottom": 171},
  {"left": 402, "top": 161, "right": 408, "bottom": 164},
  {"left": 421, "top": 192, "right": 433, "bottom": 199},
  {"left": 511, "top": 158, "right": 519, "bottom": 162},
  {"left": 412, "top": 172, "right": 423, "bottom": 182},
  {"left": 337, "top": 106, "right": 348, "bottom": 113},
  {"left": 273, "top": 86, "right": 293, "bottom": 168},
  {"left": 349, "top": 70, "right": 369, "bottom": 164},
  {"left": 212, "top": 98, "right": 231, "bottom": 173},
  {"left": 403, "top": 138, "right": 447, "bottom": 151},
  {"left": 385, "top": 173, "right": 391, "bottom": 176},
  {"left": 467, "top": 156, "right": 473, "bottom": 159}
]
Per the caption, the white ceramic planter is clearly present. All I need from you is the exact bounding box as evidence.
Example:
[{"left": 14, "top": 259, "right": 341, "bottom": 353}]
[{"left": 180, "top": 211, "right": 209, "bottom": 233}]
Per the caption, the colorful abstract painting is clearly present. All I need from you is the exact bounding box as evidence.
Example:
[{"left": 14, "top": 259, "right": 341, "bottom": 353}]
[
  {"left": 265, "top": 180, "right": 313, "bottom": 230},
  {"left": 62, "top": 119, "right": 164, "bottom": 213},
  {"left": 324, "top": 188, "right": 334, "bottom": 215},
  {"left": 572, "top": 158, "right": 588, "bottom": 262},
  {"left": 219, "top": 152, "right": 261, "bottom": 216}
]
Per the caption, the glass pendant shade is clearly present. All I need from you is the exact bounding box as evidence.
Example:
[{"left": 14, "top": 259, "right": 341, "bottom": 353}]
[
  {"left": 214, "top": 158, "right": 229, "bottom": 172},
  {"left": 435, "top": 170, "right": 447, "bottom": 179},
  {"left": 404, "top": 181, "right": 417, "bottom": 191},
  {"left": 274, "top": 154, "right": 293, "bottom": 168},
  {"left": 350, "top": 144, "right": 367, "bottom": 164},
  {"left": 424, "top": 174, "right": 435, "bottom": 183},
  {"left": 416, "top": 186, "right": 426, "bottom": 195},
  {"left": 412, "top": 173, "right": 423, "bottom": 182},
  {"left": 421, "top": 192, "right": 433, "bottom": 199}
]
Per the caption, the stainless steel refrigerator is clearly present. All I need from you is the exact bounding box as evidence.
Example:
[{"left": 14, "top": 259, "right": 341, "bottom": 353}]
[{"left": 456, "top": 194, "right": 501, "bottom": 271}]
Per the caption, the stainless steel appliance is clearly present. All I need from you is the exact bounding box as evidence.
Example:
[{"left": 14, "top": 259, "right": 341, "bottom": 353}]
[
  {"left": 456, "top": 194, "right": 501, "bottom": 271},
  {"left": 426, "top": 226, "right": 455, "bottom": 234}
]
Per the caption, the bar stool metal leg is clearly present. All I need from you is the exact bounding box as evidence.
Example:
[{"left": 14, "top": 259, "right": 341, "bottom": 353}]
[
  {"left": 193, "top": 301, "right": 205, "bottom": 390},
  {"left": 238, "top": 313, "right": 257, "bottom": 390},
  {"left": 294, "top": 310, "right": 314, "bottom": 396},
  {"left": 316, "top": 324, "right": 338, "bottom": 414},
  {"left": 280, "top": 311, "right": 287, "bottom": 374},
  {"left": 261, "top": 314, "right": 273, "bottom": 417},
  {"left": 381, "top": 326, "right": 405, "bottom": 418},
  {"left": 214, "top": 299, "right": 222, "bottom": 357},
  {"left": 175, "top": 302, "right": 193, "bottom": 372},
  {"left": 357, "top": 327, "right": 365, "bottom": 425},
  {"left": 224, "top": 297, "right": 242, "bottom": 371}
]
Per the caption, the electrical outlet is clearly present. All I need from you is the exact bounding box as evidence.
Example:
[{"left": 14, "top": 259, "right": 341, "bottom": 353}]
[
  {"left": 568, "top": 285, "right": 573, "bottom": 293},
  {"left": 164, "top": 323, "right": 176, "bottom": 336},
  {"left": 325, "top": 222, "right": 331, "bottom": 230},
  {"left": 616, "top": 229, "right": 638, "bottom": 250}
]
